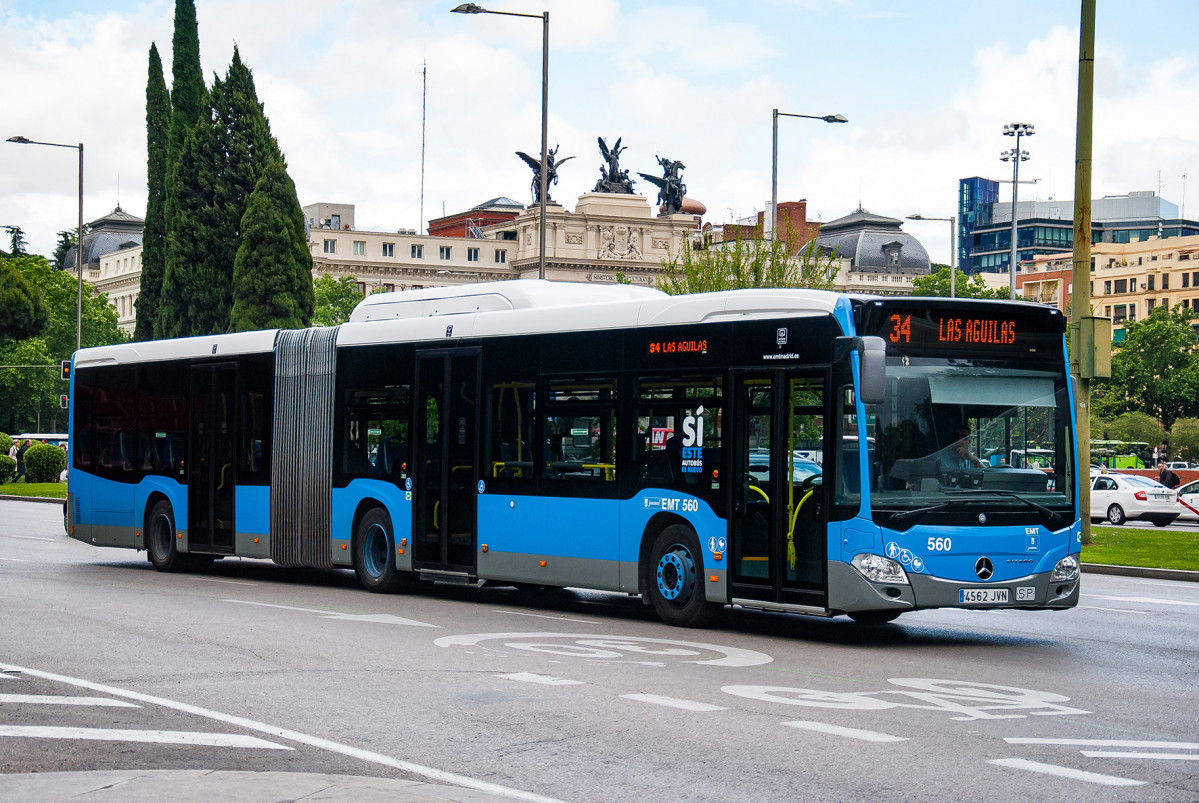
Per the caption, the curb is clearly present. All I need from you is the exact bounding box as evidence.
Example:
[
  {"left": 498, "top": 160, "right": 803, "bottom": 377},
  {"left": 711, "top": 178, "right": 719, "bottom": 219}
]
[
  {"left": 0, "top": 494, "right": 64, "bottom": 505},
  {"left": 1082, "top": 562, "right": 1199, "bottom": 583}
]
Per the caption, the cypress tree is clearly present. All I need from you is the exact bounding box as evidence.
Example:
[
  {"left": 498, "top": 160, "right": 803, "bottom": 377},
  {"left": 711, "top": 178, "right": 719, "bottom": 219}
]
[
  {"left": 228, "top": 160, "right": 314, "bottom": 332},
  {"left": 136, "top": 44, "right": 170, "bottom": 341},
  {"left": 159, "top": 0, "right": 205, "bottom": 337}
]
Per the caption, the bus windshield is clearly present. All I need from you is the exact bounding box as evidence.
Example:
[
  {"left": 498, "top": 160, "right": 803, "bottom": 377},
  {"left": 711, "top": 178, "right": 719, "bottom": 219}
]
[{"left": 866, "top": 357, "right": 1073, "bottom": 527}]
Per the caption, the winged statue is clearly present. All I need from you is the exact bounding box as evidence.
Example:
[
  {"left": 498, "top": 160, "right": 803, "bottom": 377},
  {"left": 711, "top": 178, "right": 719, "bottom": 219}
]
[
  {"left": 594, "top": 136, "right": 635, "bottom": 194},
  {"left": 638, "top": 155, "right": 687, "bottom": 215},
  {"left": 516, "top": 145, "right": 574, "bottom": 205}
]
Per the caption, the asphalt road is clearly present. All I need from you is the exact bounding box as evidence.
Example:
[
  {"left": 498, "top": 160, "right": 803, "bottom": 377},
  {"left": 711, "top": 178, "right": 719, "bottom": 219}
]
[{"left": 1, "top": 498, "right": 1197, "bottom": 802}]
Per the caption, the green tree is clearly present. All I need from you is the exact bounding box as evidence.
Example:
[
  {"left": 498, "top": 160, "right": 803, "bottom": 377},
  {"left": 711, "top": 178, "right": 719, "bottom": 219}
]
[
  {"left": 1094, "top": 304, "right": 1199, "bottom": 434},
  {"left": 0, "top": 254, "right": 126, "bottom": 434},
  {"left": 1167, "top": 418, "right": 1199, "bottom": 462},
  {"left": 51, "top": 231, "right": 76, "bottom": 272},
  {"left": 228, "top": 160, "right": 314, "bottom": 331},
  {"left": 159, "top": 0, "right": 207, "bottom": 338},
  {"left": 312, "top": 274, "right": 365, "bottom": 327},
  {"left": 136, "top": 43, "right": 170, "bottom": 341},
  {"left": 0, "top": 258, "right": 49, "bottom": 340},
  {"left": 911, "top": 263, "right": 1008, "bottom": 299},
  {"left": 658, "top": 226, "right": 838, "bottom": 295},
  {"left": 4, "top": 226, "right": 28, "bottom": 256},
  {"left": 1105, "top": 412, "right": 1165, "bottom": 447}
]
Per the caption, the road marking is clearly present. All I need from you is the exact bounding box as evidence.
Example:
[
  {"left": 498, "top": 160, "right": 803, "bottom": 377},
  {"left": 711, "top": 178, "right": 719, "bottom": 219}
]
[
  {"left": 5, "top": 535, "right": 53, "bottom": 541},
  {"left": 1081, "top": 751, "right": 1199, "bottom": 760},
  {"left": 225, "top": 600, "right": 440, "bottom": 628},
  {"left": 0, "top": 694, "right": 138, "bottom": 707},
  {"left": 0, "top": 558, "right": 29, "bottom": 562},
  {"left": 0, "top": 662, "right": 564, "bottom": 803},
  {"left": 621, "top": 693, "right": 727, "bottom": 712},
  {"left": 496, "top": 673, "right": 585, "bottom": 686},
  {"left": 192, "top": 577, "right": 257, "bottom": 586},
  {"left": 498, "top": 610, "right": 600, "bottom": 624},
  {"left": 783, "top": 720, "right": 907, "bottom": 742},
  {"left": 988, "top": 758, "right": 1143, "bottom": 786},
  {"left": 1085, "top": 595, "right": 1199, "bottom": 608},
  {"left": 1077, "top": 606, "right": 1149, "bottom": 614},
  {"left": 435, "top": 633, "right": 773, "bottom": 667},
  {"left": 1006, "top": 738, "right": 1199, "bottom": 749},
  {"left": 0, "top": 725, "right": 291, "bottom": 749}
]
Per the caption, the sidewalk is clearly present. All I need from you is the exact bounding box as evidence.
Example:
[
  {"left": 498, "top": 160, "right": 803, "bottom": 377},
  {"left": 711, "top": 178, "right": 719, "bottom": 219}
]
[{"left": 0, "top": 770, "right": 526, "bottom": 802}]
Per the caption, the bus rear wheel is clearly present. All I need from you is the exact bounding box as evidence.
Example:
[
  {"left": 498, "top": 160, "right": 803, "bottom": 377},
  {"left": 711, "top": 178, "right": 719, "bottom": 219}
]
[
  {"left": 354, "top": 507, "right": 414, "bottom": 594},
  {"left": 647, "top": 525, "right": 718, "bottom": 628},
  {"left": 147, "top": 500, "right": 186, "bottom": 573}
]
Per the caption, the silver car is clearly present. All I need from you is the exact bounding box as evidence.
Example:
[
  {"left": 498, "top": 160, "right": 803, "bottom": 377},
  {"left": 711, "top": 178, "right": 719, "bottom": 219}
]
[{"left": 1090, "top": 473, "right": 1178, "bottom": 526}]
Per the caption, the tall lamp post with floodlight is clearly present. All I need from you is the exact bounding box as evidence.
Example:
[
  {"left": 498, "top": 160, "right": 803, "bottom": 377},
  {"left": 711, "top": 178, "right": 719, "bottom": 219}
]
[
  {"left": 1001, "top": 122, "right": 1034, "bottom": 300},
  {"left": 7, "top": 135, "right": 84, "bottom": 352},
  {"left": 906, "top": 214, "right": 957, "bottom": 298},
  {"left": 452, "top": 3, "right": 550, "bottom": 281},
  {"left": 770, "top": 110, "right": 847, "bottom": 241}
]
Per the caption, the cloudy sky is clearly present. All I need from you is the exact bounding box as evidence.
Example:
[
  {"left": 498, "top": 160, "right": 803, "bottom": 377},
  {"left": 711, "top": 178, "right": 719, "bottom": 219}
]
[{"left": 2, "top": 0, "right": 1197, "bottom": 265}]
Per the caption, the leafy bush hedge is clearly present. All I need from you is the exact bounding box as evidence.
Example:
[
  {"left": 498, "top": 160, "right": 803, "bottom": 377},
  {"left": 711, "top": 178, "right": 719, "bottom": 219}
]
[
  {"left": 0, "top": 433, "right": 12, "bottom": 456},
  {"left": 24, "top": 444, "right": 66, "bottom": 483},
  {"left": 0, "top": 454, "right": 14, "bottom": 484}
]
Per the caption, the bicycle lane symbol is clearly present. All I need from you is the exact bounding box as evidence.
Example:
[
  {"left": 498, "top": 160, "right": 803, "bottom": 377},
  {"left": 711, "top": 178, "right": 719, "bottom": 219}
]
[{"left": 721, "top": 678, "right": 1090, "bottom": 722}]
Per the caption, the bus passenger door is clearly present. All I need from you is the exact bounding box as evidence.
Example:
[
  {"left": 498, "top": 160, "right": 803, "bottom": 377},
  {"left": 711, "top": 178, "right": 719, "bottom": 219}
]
[
  {"left": 188, "top": 363, "right": 237, "bottom": 554},
  {"left": 730, "top": 370, "right": 828, "bottom": 610},
  {"left": 414, "top": 351, "right": 480, "bottom": 574}
]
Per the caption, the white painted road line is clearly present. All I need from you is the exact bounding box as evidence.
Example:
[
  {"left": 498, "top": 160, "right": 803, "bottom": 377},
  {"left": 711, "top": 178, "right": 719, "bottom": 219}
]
[
  {"left": 191, "top": 577, "right": 257, "bottom": 586},
  {"left": 6, "top": 535, "right": 53, "bottom": 541},
  {"left": 498, "top": 610, "right": 601, "bottom": 624},
  {"left": 0, "top": 694, "right": 139, "bottom": 707},
  {"left": 1077, "top": 606, "right": 1149, "bottom": 614},
  {"left": 225, "top": 600, "right": 440, "bottom": 627},
  {"left": 497, "top": 673, "right": 585, "bottom": 686},
  {"left": 1081, "top": 751, "right": 1199, "bottom": 760},
  {"left": 783, "top": 720, "right": 907, "bottom": 743},
  {"left": 0, "top": 557, "right": 29, "bottom": 562},
  {"left": 621, "top": 693, "right": 728, "bottom": 712},
  {"left": 0, "top": 661, "right": 565, "bottom": 803},
  {"left": 1085, "top": 595, "right": 1199, "bottom": 608},
  {"left": 1005, "top": 737, "right": 1199, "bottom": 749},
  {"left": 0, "top": 725, "right": 291, "bottom": 750},
  {"left": 988, "top": 758, "right": 1143, "bottom": 786}
]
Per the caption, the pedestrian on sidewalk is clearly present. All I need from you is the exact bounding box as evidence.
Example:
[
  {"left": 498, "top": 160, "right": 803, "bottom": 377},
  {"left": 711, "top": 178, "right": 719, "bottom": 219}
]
[{"left": 14, "top": 439, "right": 31, "bottom": 483}]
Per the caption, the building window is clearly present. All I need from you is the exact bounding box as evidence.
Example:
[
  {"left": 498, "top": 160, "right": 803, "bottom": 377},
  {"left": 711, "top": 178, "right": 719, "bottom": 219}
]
[
  {"left": 356, "top": 282, "right": 367, "bottom": 294},
  {"left": 383, "top": 283, "right": 395, "bottom": 292},
  {"left": 411, "top": 244, "right": 423, "bottom": 259},
  {"left": 382, "top": 242, "right": 394, "bottom": 258},
  {"left": 495, "top": 250, "right": 507, "bottom": 264},
  {"left": 323, "top": 239, "right": 336, "bottom": 254},
  {"left": 353, "top": 241, "right": 366, "bottom": 256},
  {"left": 1192, "top": 272, "right": 1198, "bottom": 286},
  {"left": 1163, "top": 273, "right": 1170, "bottom": 290},
  {"left": 1128, "top": 303, "right": 1136, "bottom": 322},
  {"left": 1114, "top": 279, "right": 1127, "bottom": 294},
  {"left": 467, "top": 247, "right": 480, "bottom": 263},
  {"left": 1148, "top": 298, "right": 1156, "bottom": 312},
  {"left": 1148, "top": 275, "right": 1155, "bottom": 291},
  {"left": 1103, "top": 280, "right": 1111, "bottom": 295},
  {"left": 440, "top": 246, "right": 452, "bottom": 260}
]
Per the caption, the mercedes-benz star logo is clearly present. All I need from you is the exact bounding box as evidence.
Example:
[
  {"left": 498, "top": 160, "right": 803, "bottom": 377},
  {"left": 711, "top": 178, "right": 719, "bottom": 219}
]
[{"left": 975, "top": 556, "right": 994, "bottom": 581}]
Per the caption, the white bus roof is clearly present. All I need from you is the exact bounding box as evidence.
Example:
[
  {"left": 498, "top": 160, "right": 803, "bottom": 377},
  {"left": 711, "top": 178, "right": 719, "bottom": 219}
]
[{"left": 75, "top": 329, "right": 280, "bottom": 366}]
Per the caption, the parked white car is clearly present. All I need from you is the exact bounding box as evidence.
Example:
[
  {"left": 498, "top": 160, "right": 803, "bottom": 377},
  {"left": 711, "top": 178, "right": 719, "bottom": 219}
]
[
  {"left": 1174, "top": 479, "right": 1199, "bottom": 522},
  {"left": 1090, "top": 473, "right": 1178, "bottom": 526}
]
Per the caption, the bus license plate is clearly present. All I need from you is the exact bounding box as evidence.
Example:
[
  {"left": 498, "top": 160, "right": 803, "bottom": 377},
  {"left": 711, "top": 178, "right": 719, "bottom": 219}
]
[{"left": 959, "top": 588, "right": 1009, "bottom": 605}]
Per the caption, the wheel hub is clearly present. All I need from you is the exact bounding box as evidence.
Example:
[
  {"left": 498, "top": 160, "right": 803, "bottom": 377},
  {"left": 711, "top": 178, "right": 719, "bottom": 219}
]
[{"left": 656, "top": 546, "right": 696, "bottom": 602}]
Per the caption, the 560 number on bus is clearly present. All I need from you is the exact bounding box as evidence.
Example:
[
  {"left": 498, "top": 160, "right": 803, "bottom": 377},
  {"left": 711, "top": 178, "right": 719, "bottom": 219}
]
[{"left": 927, "top": 537, "right": 952, "bottom": 552}]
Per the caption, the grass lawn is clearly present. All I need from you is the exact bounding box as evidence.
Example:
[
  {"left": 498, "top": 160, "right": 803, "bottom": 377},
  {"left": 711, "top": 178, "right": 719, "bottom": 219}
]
[
  {"left": 1084, "top": 526, "right": 1199, "bottom": 571},
  {"left": 0, "top": 482, "right": 66, "bottom": 499}
]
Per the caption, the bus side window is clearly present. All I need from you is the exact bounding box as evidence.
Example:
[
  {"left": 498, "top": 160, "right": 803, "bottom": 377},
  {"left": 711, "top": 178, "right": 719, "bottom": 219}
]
[
  {"left": 543, "top": 378, "right": 617, "bottom": 482},
  {"left": 488, "top": 379, "right": 536, "bottom": 482}
]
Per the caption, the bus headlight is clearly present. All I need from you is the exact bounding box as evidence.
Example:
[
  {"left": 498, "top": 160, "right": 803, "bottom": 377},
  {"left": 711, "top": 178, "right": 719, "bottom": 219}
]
[
  {"left": 1051, "top": 555, "right": 1080, "bottom": 582},
  {"left": 851, "top": 553, "right": 909, "bottom": 585}
]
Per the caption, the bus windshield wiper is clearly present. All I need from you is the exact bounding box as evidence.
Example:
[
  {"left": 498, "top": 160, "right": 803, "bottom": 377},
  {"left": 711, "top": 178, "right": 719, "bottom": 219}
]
[
  {"left": 943, "top": 488, "right": 1065, "bottom": 527},
  {"left": 890, "top": 502, "right": 955, "bottom": 524}
]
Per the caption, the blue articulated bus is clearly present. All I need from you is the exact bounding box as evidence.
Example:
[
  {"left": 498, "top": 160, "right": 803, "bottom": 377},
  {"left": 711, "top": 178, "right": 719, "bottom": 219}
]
[{"left": 66, "top": 282, "right": 1080, "bottom": 627}]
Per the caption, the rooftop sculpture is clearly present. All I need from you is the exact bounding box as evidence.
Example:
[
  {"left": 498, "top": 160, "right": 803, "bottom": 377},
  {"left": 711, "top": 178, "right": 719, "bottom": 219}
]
[
  {"left": 515, "top": 145, "right": 574, "bottom": 205},
  {"left": 638, "top": 156, "right": 686, "bottom": 215},
  {"left": 593, "top": 137, "right": 635, "bottom": 194}
]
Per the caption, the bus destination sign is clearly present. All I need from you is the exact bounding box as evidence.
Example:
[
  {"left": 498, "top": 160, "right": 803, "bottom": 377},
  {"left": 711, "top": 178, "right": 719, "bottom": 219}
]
[
  {"left": 885, "top": 313, "right": 1017, "bottom": 347},
  {"left": 858, "top": 301, "right": 1065, "bottom": 358},
  {"left": 648, "top": 338, "right": 709, "bottom": 356}
]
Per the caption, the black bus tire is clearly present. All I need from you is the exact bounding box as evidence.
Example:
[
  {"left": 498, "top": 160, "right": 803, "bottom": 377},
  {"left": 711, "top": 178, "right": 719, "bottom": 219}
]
[
  {"left": 147, "top": 500, "right": 185, "bottom": 573},
  {"left": 646, "top": 524, "right": 718, "bottom": 628},
  {"left": 354, "top": 507, "right": 412, "bottom": 593}
]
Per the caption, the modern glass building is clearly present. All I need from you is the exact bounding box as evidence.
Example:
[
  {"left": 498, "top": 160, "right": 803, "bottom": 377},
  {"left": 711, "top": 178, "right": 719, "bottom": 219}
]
[{"left": 956, "top": 180, "right": 1199, "bottom": 275}]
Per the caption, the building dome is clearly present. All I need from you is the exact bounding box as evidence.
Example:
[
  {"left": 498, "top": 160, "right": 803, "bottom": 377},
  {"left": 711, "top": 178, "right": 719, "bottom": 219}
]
[
  {"left": 62, "top": 205, "right": 144, "bottom": 272},
  {"left": 814, "top": 206, "right": 930, "bottom": 274}
]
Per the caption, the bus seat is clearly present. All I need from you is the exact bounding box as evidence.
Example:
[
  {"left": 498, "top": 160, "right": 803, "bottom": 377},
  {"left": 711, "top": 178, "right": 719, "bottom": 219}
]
[
  {"left": 378, "top": 438, "right": 407, "bottom": 477},
  {"left": 641, "top": 451, "right": 676, "bottom": 482}
]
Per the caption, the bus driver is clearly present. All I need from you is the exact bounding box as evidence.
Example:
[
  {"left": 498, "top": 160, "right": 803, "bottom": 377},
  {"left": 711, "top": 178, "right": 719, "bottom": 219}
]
[{"left": 943, "top": 427, "right": 986, "bottom": 471}]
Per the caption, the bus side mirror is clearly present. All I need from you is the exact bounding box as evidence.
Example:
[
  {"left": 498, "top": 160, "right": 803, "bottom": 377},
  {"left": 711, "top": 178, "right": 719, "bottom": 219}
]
[
  {"left": 837, "top": 336, "right": 887, "bottom": 405},
  {"left": 859, "top": 336, "right": 886, "bottom": 405}
]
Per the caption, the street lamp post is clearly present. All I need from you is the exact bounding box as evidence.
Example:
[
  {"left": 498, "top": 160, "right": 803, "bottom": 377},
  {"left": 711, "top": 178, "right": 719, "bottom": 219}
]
[
  {"left": 7, "top": 135, "right": 84, "bottom": 352},
  {"left": 906, "top": 214, "right": 957, "bottom": 298},
  {"left": 770, "top": 110, "right": 847, "bottom": 240},
  {"left": 453, "top": 3, "right": 549, "bottom": 280},
  {"left": 1000, "top": 122, "right": 1034, "bottom": 300}
]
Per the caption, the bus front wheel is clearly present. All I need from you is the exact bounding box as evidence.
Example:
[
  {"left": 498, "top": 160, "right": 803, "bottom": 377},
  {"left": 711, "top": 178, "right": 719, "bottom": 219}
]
[
  {"left": 646, "top": 525, "right": 718, "bottom": 628},
  {"left": 354, "top": 507, "right": 413, "bottom": 594},
  {"left": 147, "top": 500, "right": 186, "bottom": 573}
]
